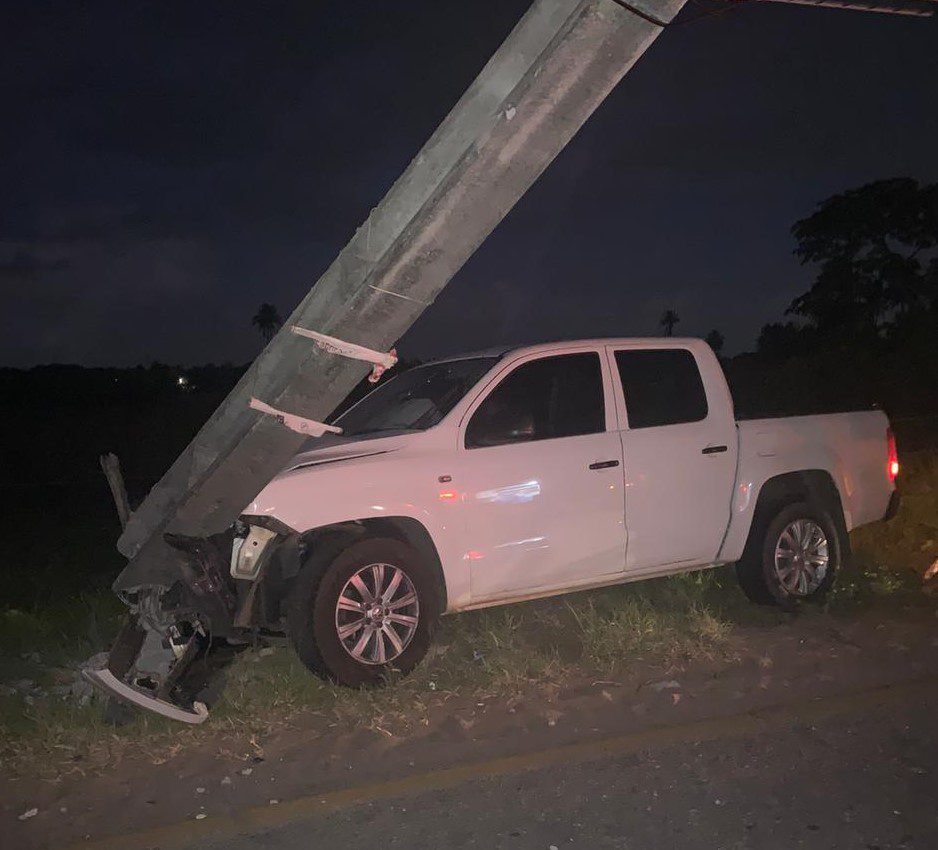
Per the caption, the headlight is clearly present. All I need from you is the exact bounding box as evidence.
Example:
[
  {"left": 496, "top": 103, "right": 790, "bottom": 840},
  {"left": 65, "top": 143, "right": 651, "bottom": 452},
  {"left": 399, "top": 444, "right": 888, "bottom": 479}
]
[{"left": 230, "top": 525, "right": 279, "bottom": 580}]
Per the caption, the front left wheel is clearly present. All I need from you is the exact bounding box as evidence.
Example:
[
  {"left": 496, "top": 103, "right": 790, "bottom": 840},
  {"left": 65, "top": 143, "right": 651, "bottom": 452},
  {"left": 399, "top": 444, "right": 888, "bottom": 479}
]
[{"left": 287, "top": 537, "right": 439, "bottom": 687}]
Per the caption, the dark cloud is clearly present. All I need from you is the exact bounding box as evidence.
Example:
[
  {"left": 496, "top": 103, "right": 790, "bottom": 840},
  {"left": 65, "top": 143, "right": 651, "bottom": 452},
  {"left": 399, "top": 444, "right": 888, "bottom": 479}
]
[
  {"left": 0, "top": 250, "right": 69, "bottom": 282},
  {"left": 2, "top": 1, "right": 936, "bottom": 366}
]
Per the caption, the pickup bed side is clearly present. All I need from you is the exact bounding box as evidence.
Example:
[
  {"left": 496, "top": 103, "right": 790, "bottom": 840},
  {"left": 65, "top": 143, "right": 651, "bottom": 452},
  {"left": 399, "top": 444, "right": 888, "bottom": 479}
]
[{"left": 718, "top": 410, "right": 894, "bottom": 563}]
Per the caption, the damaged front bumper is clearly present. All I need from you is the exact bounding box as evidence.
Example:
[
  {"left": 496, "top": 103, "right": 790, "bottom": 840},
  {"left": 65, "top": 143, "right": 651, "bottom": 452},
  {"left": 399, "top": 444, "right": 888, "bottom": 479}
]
[
  {"left": 87, "top": 521, "right": 297, "bottom": 723},
  {"left": 81, "top": 668, "right": 209, "bottom": 724},
  {"left": 82, "top": 606, "right": 213, "bottom": 724}
]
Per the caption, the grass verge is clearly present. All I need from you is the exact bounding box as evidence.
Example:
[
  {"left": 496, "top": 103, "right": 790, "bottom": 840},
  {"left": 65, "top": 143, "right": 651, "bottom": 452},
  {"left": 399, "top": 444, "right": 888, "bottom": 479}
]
[{"left": 0, "top": 571, "right": 739, "bottom": 779}]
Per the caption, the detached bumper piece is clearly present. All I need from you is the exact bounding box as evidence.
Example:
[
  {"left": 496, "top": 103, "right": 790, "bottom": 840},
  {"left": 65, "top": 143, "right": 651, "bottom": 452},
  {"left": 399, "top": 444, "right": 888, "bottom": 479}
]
[
  {"left": 83, "top": 612, "right": 212, "bottom": 724},
  {"left": 81, "top": 667, "right": 209, "bottom": 724}
]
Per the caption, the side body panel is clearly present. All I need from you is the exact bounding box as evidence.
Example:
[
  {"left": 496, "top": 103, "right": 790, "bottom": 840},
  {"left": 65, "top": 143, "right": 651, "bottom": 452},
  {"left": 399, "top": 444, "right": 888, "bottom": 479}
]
[
  {"left": 243, "top": 433, "right": 474, "bottom": 611},
  {"left": 607, "top": 340, "right": 739, "bottom": 572},
  {"left": 447, "top": 345, "right": 627, "bottom": 604},
  {"left": 719, "top": 410, "right": 894, "bottom": 562}
]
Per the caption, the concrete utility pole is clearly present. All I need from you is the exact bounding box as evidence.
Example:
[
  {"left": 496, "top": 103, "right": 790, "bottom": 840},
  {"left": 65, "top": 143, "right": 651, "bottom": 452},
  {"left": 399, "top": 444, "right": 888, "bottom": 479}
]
[{"left": 115, "top": 0, "right": 687, "bottom": 590}]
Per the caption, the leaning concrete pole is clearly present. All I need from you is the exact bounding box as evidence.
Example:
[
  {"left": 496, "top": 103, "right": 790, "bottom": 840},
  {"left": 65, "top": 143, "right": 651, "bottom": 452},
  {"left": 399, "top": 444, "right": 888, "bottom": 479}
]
[{"left": 115, "top": 0, "right": 686, "bottom": 589}]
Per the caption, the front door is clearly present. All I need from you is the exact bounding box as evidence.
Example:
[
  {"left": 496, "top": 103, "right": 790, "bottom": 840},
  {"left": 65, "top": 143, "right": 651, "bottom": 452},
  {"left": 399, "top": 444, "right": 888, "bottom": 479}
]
[{"left": 453, "top": 350, "right": 626, "bottom": 602}]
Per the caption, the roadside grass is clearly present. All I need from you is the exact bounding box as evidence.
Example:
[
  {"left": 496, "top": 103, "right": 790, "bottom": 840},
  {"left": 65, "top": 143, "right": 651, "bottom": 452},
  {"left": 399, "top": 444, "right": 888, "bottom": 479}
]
[
  {"left": 834, "top": 449, "right": 937, "bottom": 608},
  {"left": 0, "top": 571, "right": 740, "bottom": 778},
  {"left": 2, "top": 450, "right": 935, "bottom": 779}
]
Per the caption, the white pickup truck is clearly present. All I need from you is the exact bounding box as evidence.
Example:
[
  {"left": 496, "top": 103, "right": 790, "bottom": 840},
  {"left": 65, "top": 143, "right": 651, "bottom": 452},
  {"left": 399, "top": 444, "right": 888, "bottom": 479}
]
[{"left": 89, "top": 337, "right": 900, "bottom": 720}]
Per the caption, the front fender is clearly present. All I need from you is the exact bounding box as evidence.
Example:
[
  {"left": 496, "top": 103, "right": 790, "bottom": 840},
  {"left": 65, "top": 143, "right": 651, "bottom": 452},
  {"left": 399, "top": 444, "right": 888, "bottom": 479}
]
[{"left": 243, "top": 459, "right": 468, "bottom": 610}]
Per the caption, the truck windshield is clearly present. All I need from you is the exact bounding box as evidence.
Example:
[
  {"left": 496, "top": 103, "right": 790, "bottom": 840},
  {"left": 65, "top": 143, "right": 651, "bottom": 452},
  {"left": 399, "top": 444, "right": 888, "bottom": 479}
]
[{"left": 336, "top": 357, "right": 498, "bottom": 436}]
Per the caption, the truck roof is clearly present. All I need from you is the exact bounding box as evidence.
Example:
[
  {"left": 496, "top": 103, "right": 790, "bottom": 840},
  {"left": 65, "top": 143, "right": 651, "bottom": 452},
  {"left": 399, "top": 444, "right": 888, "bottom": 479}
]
[{"left": 426, "top": 337, "right": 705, "bottom": 366}]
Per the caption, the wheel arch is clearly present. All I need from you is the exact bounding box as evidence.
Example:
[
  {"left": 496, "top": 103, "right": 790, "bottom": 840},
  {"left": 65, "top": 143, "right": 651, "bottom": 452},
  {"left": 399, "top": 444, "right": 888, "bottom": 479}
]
[
  {"left": 271, "top": 516, "right": 448, "bottom": 620},
  {"left": 740, "top": 469, "right": 850, "bottom": 566}
]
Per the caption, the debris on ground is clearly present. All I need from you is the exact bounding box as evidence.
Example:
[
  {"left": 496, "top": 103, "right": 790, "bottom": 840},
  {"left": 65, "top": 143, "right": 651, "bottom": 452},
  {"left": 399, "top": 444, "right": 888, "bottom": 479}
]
[
  {"left": 18, "top": 808, "right": 39, "bottom": 821},
  {"left": 647, "top": 679, "right": 682, "bottom": 693},
  {"left": 545, "top": 709, "right": 563, "bottom": 727},
  {"left": 923, "top": 558, "right": 938, "bottom": 595}
]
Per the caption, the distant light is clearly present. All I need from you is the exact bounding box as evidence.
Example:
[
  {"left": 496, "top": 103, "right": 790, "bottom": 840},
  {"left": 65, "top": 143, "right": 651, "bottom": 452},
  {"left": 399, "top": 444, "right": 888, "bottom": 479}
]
[{"left": 176, "top": 375, "right": 189, "bottom": 388}]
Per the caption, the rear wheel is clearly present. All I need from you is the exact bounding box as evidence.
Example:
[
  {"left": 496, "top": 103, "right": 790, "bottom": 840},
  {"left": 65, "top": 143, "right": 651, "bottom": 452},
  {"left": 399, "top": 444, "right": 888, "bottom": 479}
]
[
  {"left": 736, "top": 501, "right": 841, "bottom": 609},
  {"left": 287, "top": 537, "right": 439, "bottom": 687}
]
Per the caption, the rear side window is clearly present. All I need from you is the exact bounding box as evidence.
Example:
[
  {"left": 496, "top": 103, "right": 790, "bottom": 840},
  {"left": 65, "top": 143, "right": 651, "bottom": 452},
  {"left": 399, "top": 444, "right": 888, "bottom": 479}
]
[
  {"left": 466, "top": 353, "right": 604, "bottom": 448},
  {"left": 614, "top": 349, "right": 708, "bottom": 429}
]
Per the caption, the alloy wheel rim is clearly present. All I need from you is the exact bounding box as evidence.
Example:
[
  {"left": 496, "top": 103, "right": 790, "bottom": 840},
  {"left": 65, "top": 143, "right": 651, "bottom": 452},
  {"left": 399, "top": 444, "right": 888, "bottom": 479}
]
[
  {"left": 335, "top": 563, "right": 419, "bottom": 665},
  {"left": 773, "top": 519, "right": 829, "bottom": 596}
]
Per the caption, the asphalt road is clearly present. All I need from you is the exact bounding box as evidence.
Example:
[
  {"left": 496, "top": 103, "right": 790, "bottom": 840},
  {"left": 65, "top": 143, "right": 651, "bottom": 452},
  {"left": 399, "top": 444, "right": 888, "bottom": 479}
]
[{"left": 202, "top": 681, "right": 938, "bottom": 850}]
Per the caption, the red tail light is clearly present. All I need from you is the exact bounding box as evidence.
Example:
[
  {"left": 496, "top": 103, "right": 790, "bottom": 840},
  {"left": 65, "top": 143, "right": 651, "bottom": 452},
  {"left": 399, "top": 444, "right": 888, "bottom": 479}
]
[{"left": 887, "top": 427, "right": 899, "bottom": 482}]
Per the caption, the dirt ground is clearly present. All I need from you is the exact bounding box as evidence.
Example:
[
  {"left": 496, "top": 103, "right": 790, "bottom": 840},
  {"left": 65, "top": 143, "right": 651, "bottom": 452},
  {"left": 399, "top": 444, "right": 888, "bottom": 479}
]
[{"left": 2, "top": 600, "right": 936, "bottom": 850}]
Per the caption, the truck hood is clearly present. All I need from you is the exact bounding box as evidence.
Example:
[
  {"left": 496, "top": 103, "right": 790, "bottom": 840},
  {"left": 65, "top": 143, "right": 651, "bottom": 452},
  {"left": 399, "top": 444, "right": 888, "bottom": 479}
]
[{"left": 280, "top": 430, "right": 413, "bottom": 474}]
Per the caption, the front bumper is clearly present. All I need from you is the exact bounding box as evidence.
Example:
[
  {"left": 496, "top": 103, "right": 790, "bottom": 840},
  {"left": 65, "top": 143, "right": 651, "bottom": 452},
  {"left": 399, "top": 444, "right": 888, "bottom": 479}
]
[{"left": 81, "top": 667, "right": 209, "bottom": 724}]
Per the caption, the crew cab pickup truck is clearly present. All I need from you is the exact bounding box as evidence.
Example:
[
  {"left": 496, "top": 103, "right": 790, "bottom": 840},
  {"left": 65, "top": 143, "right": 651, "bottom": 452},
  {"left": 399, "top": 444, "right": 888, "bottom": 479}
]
[{"left": 88, "top": 338, "right": 900, "bottom": 722}]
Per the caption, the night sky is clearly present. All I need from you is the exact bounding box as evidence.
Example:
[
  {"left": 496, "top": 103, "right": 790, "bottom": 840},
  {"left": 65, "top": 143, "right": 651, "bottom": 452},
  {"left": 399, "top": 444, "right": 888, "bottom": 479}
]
[{"left": 3, "top": 1, "right": 936, "bottom": 367}]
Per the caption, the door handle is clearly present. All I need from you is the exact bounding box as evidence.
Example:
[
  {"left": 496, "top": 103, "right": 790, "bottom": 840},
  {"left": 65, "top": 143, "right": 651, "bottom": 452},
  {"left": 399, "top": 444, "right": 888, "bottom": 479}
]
[
  {"left": 701, "top": 445, "right": 728, "bottom": 455},
  {"left": 589, "top": 460, "right": 620, "bottom": 470}
]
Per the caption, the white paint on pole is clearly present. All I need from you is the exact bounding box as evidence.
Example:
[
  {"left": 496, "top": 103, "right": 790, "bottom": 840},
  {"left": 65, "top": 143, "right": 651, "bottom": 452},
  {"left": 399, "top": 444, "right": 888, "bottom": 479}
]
[
  {"left": 248, "top": 398, "right": 343, "bottom": 438},
  {"left": 290, "top": 326, "right": 399, "bottom": 383}
]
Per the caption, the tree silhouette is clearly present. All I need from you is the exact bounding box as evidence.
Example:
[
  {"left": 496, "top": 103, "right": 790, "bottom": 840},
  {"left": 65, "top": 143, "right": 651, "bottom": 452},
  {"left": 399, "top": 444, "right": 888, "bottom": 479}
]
[
  {"left": 659, "top": 309, "right": 680, "bottom": 336},
  {"left": 788, "top": 178, "right": 938, "bottom": 343},
  {"left": 252, "top": 303, "right": 283, "bottom": 343},
  {"left": 704, "top": 329, "right": 724, "bottom": 355}
]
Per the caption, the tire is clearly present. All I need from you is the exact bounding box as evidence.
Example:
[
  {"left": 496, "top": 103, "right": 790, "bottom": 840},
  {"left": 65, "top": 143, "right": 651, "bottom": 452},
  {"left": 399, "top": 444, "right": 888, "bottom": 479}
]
[
  {"left": 287, "top": 537, "right": 440, "bottom": 687},
  {"left": 736, "top": 500, "right": 842, "bottom": 609}
]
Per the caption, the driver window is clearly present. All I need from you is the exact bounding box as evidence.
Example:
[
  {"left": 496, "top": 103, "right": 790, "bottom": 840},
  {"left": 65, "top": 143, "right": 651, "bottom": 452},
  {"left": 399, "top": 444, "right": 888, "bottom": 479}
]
[{"left": 465, "top": 353, "right": 604, "bottom": 449}]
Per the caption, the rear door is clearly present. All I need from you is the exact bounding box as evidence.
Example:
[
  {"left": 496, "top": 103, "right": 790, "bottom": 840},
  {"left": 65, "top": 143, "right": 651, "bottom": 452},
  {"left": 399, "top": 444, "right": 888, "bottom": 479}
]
[
  {"left": 455, "top": 349, "right": 626, "bottom": 602},
  {"left": 609, "top": 344, "right": 738, "bottom": 572}
]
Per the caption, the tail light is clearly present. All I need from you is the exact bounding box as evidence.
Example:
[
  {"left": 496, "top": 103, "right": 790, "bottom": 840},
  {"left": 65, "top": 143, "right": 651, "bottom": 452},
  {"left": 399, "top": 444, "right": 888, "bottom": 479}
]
[{"left": 887, "top": 427, "right": 899, "bottom": 482}]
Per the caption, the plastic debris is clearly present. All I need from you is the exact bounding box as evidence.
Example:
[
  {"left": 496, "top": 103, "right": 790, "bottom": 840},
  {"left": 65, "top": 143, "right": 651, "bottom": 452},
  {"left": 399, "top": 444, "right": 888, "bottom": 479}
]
[
  {"left": 196, "top": 813, "right": 207, "bottom": 820},
  {"left": 240, "top": 767, "right": 253, "bottom": 776},
  {"left": 221, "top": 776, "right": 232, "bottom": 786},
  {"left": 18, "top": 808, "right": 39, "bottom": 821},
  {"left": 649, "top": 679, "right": 681, "bottom": 692}
]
